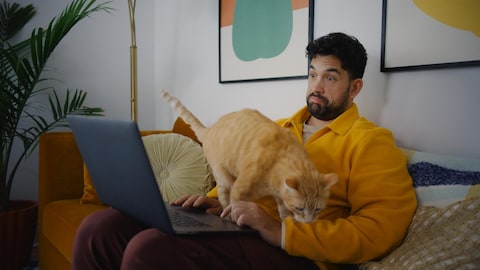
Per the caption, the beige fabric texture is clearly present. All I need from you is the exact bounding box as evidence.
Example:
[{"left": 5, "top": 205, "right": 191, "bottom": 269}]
[
  {"left": 361, "top": 196, "right": 480, "bottom": 270},
  {"left": 142, "top": 133, "right": 215, "bottom": 202}
]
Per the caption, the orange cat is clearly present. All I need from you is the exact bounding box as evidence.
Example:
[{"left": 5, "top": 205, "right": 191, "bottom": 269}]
[{"left": 160, "top": 89, "right": 337, "bottom": 223}]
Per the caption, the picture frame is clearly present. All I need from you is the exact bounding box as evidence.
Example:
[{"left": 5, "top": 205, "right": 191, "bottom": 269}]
[
  {"left": 381, "top": 0, "right": 480, "bottom": 72},
  {"left": 219, "top": 0, "right": 314, "bottom": 83}
]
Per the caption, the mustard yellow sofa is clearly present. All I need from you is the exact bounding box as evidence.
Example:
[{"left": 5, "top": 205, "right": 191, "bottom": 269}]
[
  {"left": 38, "top": 118, "right": 197, "bottom": 270},
  {"left": 38, "top": 116, "right": 480, "bottom": 270}
]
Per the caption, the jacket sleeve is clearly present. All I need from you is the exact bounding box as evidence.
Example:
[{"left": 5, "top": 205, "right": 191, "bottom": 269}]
[
  {"left": 206, "top": 187, "right": 218, "bottom": 198},
  {"left": 283, "top": 130, "right": 417, "bottom": 264}
]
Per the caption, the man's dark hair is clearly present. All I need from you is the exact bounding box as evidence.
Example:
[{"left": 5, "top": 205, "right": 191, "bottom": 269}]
[{"left": 306, "top": 32, "right": 368, "bottom": 79}]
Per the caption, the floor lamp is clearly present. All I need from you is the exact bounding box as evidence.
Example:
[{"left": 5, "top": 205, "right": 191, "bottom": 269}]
[{"left": 128, "top": 0, "right": 137, "bottom": 122}]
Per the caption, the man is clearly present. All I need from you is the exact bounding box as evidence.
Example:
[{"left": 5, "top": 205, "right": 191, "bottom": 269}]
[{"left": 72, "top": 32, "right": 417, "bottom": 270}]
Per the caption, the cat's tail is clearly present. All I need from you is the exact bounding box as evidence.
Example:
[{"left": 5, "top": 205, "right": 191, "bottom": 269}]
[{"left": 160, "top": 89, "right": 207, "bottom": 140}]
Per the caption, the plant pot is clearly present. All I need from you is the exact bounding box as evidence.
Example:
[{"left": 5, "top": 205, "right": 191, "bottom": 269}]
[{"left": 0, "top": 200, "right": 38, "bottom": 270}]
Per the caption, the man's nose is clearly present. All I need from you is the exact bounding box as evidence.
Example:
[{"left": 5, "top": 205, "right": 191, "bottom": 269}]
[{"left": 309, "top": 79, "right": 324, "bottom": 94}]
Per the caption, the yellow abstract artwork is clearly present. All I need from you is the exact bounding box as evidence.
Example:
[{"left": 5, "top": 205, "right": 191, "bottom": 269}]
[
  {"left": 381, "top": 0, "right": 480, "bottom": 71},
  {"left": 414, "top": 0, "right": 480, "bottom": 37}
]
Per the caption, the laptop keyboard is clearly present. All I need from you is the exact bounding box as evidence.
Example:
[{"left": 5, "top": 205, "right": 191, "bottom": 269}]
[{"left": 168, "top": 209, "right": 211, "bottom": 227}]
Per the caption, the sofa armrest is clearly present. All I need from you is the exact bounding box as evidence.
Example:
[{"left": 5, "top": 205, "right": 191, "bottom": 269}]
[{"left": 38, "top": 132, "right": 85, "bottom": 212}]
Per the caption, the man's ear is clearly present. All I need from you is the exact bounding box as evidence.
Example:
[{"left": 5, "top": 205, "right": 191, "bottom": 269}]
[{"left": 350, "top": 78, "right": 363, "bottom": 98}]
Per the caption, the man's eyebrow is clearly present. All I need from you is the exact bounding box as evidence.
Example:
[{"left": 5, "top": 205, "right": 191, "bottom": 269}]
[
  {"left": 325, "top": 68, "right": 340, "bottom": 74},
  {"left": 309, "top": 65, "right": 340, "bottom": 74}
]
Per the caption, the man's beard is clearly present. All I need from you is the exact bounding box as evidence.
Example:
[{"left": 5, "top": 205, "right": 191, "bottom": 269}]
[{"left": 306, "top": 86, "right": 351, "bottom": 121}]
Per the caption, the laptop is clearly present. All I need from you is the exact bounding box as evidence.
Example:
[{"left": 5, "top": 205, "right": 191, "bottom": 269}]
[{"left": 67, "top": 115, "right": 256, "bottom": 235}]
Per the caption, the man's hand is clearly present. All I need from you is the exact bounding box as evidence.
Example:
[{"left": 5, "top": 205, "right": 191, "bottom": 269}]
[
  {"left": 170, "top": 194, "right": 223, "bottom": 216},
  {"left": 223, "top": 201, "right": 282, "bottom": 247}
]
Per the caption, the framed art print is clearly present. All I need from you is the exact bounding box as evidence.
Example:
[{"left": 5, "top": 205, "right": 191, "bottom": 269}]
[
  {"left": 381, "top": 0, "right": 480, "bottom": 72},
  {"left": 219, "top": 0, "right": 314, "bottom": 83}
]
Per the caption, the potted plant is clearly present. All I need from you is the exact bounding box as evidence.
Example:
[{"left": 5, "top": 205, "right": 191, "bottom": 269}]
[{"left": 0, "top": 0, "right": 110, "bottom": 268}]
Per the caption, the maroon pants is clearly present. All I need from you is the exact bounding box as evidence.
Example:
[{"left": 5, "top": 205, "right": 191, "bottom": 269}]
[{"left": 72, "top": 208, "right": 319, "bottom": 270}]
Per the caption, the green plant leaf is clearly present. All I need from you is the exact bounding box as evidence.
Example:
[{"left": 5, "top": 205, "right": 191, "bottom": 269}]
[{"left": 0, "top": 0, "right": 111, "bottom": 211}]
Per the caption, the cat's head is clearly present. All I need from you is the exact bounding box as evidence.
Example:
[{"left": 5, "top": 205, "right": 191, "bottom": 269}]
[{"left": 280, "top": 173, "right": 338, "bottom": 223}]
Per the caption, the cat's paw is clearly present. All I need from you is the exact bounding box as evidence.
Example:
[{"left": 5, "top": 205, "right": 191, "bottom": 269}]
[{"left": 278, "top": 209, "right": 292, "bottom": 220}]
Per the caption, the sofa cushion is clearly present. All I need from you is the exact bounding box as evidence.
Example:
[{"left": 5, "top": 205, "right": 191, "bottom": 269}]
[
  {"left": 360, "top": 196, "right": 480, "bottom": 269},
  {"left": 403, "top": 148, "right": 480, "bottom": 172},
  {"left": 409, "top": 161, "right": 480, "bottom": 208},
  {"left": 142, "top": 133, "right": 215, "bottom": 201},
  {"left": 80, "top": 133, "right": 214, "bottom": 204},
  {"left": 80, "top": 164, "right": 102, "bottom": 204},
  {"left": 42, "top": 199, "right": 107, "bottom": 262},
  {"left": 402, "top": 149, "right": 480, "bottom": 208}
]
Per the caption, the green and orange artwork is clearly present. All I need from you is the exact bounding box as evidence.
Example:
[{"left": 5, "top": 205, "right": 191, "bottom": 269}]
[{"left": 221, "top": 0, "right": 309, "bottom": 62}]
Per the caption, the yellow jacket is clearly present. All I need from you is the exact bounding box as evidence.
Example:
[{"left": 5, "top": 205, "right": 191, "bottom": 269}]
[{"left": 208, "top": 104, "right": 417, "bottom": 269}]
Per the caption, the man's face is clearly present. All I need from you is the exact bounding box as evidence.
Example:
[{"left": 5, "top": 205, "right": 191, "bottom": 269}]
[{"left": 306, "top": 55, "right": 361, "bottom": 121}]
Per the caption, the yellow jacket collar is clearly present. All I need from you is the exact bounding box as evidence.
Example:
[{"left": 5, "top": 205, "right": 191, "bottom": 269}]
[{"left": 280, "top": 104, "right": 360, "bottom": 136}]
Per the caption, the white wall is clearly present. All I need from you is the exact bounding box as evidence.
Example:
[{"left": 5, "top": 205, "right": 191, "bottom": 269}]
[
  {"left": 10, "top": 0, "right": 480, "bottom": 200},
  {"left": 158, "top": 0, "right": 480, "bottom": 158}
]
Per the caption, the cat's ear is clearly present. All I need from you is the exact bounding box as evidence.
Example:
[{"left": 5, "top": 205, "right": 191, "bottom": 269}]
[
  {"left": 285, "top": 178, "right": 299, "bottom": 190},
  {"left": 322, "top": 173, "right": 338, "bottom": 190}
]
